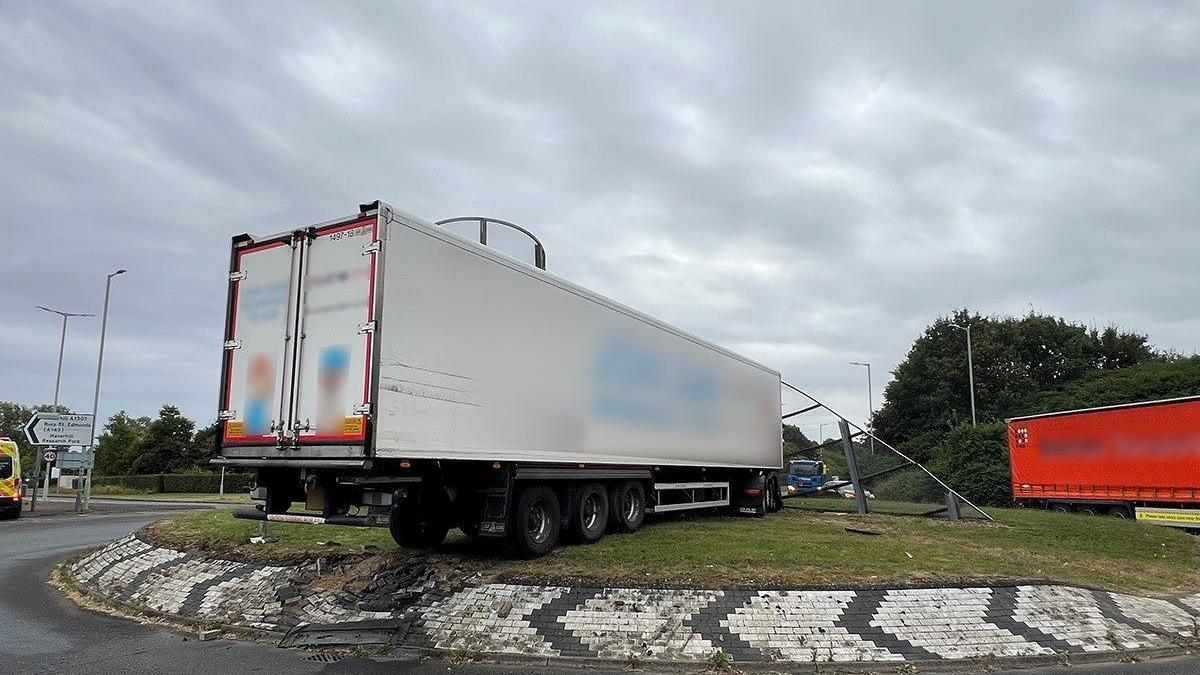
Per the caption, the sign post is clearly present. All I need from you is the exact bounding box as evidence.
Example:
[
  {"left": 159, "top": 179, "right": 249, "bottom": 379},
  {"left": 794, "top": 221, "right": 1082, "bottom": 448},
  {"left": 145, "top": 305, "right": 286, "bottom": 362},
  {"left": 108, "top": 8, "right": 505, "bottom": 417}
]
[
  {"left": 25, "top": 413, "right": 95, "bottom": 447},
  {"left": 24, "top": 413, "right": 94, "bottom": 512}
]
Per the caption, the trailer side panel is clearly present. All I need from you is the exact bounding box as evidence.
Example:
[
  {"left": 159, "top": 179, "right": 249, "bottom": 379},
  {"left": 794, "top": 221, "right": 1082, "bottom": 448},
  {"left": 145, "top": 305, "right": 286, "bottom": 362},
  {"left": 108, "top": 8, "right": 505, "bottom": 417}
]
[
  {"left": 1009, "top": 397, "right": 1200, "bottom": 505},
  {"left": 372, "top": 213, "right": 782, "bottom": 469}
]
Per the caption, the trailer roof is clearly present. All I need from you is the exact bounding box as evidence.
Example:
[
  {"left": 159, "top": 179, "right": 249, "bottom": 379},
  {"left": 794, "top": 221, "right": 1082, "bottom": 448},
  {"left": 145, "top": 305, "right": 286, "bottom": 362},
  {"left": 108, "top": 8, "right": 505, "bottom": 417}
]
[{"left": 1006, "top": 394, "right": 1200, "bottom": 423}]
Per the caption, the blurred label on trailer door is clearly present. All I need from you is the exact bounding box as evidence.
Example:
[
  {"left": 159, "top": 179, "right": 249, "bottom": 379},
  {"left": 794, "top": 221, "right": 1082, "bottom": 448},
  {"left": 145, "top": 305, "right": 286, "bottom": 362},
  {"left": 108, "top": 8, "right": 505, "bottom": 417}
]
[{"left": 291, "top": 217, "right": 377, "bottom": 443}]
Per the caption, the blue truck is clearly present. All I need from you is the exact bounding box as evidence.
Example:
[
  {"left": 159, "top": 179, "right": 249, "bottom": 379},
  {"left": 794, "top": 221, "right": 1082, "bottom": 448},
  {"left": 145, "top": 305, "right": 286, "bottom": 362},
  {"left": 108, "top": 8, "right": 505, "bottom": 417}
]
[{"left": 785, "top": 459, "right": 825, "bottom": 495}]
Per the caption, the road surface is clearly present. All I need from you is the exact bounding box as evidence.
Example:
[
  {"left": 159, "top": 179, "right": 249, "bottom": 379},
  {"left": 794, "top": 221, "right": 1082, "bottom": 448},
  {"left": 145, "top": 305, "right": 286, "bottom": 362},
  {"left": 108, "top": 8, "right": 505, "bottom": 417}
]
[{"left": 3, "top": 509, "right": 1197, "bottom": 674}]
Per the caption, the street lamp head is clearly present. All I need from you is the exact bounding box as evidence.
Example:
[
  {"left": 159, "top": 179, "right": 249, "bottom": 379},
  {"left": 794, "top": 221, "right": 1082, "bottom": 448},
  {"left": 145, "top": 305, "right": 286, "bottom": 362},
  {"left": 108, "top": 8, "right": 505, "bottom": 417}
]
[
  {"left": 113, "top": 269, "right": 127, "bottom": 276},
  {"left": 35, "top": 305, "right": 94, "bottom": 318},
  {"left": 850, "top": 361, "right": 870, "bottom": 367}
]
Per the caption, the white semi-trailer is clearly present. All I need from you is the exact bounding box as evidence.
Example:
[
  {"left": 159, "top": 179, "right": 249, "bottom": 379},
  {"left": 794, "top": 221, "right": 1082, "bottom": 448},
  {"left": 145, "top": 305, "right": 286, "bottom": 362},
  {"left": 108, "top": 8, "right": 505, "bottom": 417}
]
[{"left": 216, "top": 201, "right": 783, "bottom": 557}]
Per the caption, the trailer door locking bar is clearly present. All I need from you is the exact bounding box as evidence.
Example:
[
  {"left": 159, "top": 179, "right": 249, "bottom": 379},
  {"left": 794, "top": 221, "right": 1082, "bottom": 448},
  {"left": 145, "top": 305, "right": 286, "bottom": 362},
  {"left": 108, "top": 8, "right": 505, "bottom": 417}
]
[
  {"left": 223, "top": 340, "right": 242, "bottom": 350},
  {"left": 357, "top": 321, "right": 376, "bottom": 334},
  {"left": 228, "top": 270, "right": 247, "bottom": 282},
  {"left": 217, "top": 409, "right": 236, "bottom": 420},
  {"left": 352, "top": 404, "right": 371, "bottom": 415},
  {"left": 362, "top": 241, "right": 381, "bottom": 255}
]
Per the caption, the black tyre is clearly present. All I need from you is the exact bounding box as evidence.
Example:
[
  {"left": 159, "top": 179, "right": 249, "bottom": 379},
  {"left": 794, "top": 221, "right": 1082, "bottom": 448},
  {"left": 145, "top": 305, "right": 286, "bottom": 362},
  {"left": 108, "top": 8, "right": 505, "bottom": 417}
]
[
  {"left": 1079, "top": 505, "right": 1101, "bottom": 517},
  {"left": 459, "top": 518, "right": 479, "bottom": 539},
  {"left": 1107, "top": 504, "right": 1133, "bottom": 519},
  {"left": 389, "top": 490, "right": 450, "bottom": 549},
  {"left": 1050, "top": 504, "right": 1071, "bottom": 515},
  {"left": 608, "top": 481, "right": 646, "bottom": 533},
  {"left": 264, "top": 478, "right": 293, "bottom": 515},
  {"left": 570, "top": 483, "right": 609, "bottom": 544},
  {"left": 457, "top": 499, "right": 481, "bottom": 539},
  {"left": 767, "top": 477, "right": 782, "bottom": 513},
  {"left": 507, "top": 485, "right": 561, "bottom": 558}
]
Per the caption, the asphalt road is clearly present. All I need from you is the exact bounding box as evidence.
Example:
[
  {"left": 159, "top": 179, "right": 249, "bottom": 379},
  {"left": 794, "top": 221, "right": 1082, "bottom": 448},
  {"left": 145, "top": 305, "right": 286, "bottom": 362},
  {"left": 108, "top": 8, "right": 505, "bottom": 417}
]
[{"left": 3, "top": 509, "right": 1197, "bottom": 674}]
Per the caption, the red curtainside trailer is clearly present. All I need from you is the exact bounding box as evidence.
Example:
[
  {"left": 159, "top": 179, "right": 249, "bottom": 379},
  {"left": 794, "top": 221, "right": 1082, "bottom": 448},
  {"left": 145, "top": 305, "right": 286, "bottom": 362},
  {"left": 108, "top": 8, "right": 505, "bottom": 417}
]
[{"left": 1008, "top": 396, "right": 1200, "bottom": 528}]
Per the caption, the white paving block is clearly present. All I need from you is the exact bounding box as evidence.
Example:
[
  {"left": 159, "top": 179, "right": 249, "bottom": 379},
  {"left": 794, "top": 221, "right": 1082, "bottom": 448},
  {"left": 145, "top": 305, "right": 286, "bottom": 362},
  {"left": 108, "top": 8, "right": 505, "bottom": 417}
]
[{"left": 873, "top": 588, "right": 1051, "bottom": 659}]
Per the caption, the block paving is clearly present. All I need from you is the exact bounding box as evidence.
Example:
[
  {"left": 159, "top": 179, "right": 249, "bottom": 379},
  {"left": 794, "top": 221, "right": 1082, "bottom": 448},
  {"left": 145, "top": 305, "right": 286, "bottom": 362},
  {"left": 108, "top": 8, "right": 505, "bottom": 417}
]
[{"left": 68, "top": 534, "right": 1200, "bottom": 664}]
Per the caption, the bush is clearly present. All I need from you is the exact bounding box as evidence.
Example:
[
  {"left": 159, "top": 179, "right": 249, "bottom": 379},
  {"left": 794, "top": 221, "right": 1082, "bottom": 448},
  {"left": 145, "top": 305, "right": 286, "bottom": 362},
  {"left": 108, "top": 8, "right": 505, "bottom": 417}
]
[
  {"left": 90, "top": 472, "right": 254, "bottom": 494},
  {"left": 871, "top": 470, "right": 944, "bottom": 503},
  {"left": 926, "top": 422, "right": 1012, "bottom": 507},
  {"left": 91, "top": 484, "right": 149, "bottom": 496}
]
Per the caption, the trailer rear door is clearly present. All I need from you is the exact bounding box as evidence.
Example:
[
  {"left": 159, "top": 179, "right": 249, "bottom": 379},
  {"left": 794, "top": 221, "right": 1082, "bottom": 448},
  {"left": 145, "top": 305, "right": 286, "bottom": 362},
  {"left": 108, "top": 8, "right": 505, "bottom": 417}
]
[
  {"left": 222, "top": 238, "right": 299, "bottom": 444},
  {"left": 290, "top": 217, "right": 378, "bottom": 444}
]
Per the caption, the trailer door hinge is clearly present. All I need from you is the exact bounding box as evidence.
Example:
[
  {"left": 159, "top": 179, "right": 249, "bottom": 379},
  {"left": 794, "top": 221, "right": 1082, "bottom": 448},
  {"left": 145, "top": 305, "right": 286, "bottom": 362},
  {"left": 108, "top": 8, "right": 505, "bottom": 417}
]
[
  {"left": 353, "top": 403, "right": 371, "bottom": 416},
  {"left": 357, "top": 321, "right": 376, "bottom": 334},
  {"left": 223, "top": 340, "right": 242, "bottom": 350},
  {"left": 228, "top": 270, "right": 247, "bottom": 282},
  {"left": 362, "top": 240, "right": 381, "bottom": 255},
  {"left": 218, "top": 409, "right": 236, "bottom": 420}
]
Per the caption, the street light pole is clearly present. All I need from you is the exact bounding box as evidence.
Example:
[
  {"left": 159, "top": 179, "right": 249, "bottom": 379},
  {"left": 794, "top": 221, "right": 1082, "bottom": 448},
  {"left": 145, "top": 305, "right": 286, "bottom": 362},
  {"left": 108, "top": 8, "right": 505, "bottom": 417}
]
[
  {"left": 84, "top": 269, "right": 126, "bottom": 510},
  {"left": 34, "top": 306, "right": 94, "bottom": 505},
  {"left": 950, "top": 323, "right": 977, "bottom": 426},
  {"left": 849, "top": 361, "right": 874, "bottom": 455}
]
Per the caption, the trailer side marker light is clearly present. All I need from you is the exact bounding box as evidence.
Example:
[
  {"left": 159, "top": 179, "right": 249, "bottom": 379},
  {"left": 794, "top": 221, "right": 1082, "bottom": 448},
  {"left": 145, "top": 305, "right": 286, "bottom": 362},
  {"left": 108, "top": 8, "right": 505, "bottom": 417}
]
[
  {"left": 399, "top": 460, "right": 411, "bottom": 469},
  {"left": 492, "top": 462, "right": 501, "bottom": 469},
  {"left": 743, "top": 487, "right": 762, "bottom": 497}
]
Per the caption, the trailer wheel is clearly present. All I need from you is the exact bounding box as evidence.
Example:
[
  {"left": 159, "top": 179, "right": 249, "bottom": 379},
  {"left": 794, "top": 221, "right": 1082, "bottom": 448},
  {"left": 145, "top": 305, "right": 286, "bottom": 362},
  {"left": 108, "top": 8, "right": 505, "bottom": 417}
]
[
  {"left": 1050, "top": 504, "right": 1072, "bottom": 515},
  {"left": 459, "top": 518, "right": 479, "bottom": 540},
  {"left": 767, "top": 477, "right": 782, "bottom": 513},
  {"left": 507, "top": 485, "right": 561, "bottom": 558},
  {"left": 263, "top": 474, "right": 294, "bottom": 515},
  {"left": 570, "top": 483, "right": 609, "bottom": 544},
  {"left": 1078, "top": 505, "right": 1101, "bottom": 517},
  {"left": 1107, "top": 505, "right": 1133, "bottom": 519},
  {"left": 609, "top": 481, "right": 646, "bottom": 533},
  {"left": 389, "top": 490, "right": 450, "bottom": 550}
]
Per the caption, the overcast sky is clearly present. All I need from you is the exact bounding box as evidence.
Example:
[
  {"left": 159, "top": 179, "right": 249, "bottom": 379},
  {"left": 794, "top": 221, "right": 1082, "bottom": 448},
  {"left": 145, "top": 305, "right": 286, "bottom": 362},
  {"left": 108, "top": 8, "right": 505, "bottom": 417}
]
[{"left": 1, "top": 1, "right": 1197, "bottom": 441}]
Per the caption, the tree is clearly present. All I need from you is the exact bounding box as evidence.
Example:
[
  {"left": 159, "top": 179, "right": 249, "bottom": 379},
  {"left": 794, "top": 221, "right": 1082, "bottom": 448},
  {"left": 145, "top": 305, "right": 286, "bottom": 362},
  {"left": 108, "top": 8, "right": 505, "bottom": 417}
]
[
  {"left": 872, "top": 309, "right": 1157, "bottom": 455},
  {"left": 868, "top": 310, "right": 1186, "bottom": 505},
  {"left": 927, "top": 422, "right": 1012, "bottom": 507},
  {"left": 129, "top": 405, "right": 195, "bottom": 474},
  {"left": 782, "top": 423, "right": 817, "bottom": 458},
  {"left": 181, "top": 420, "right": 220, "bottom": 470},
  {"left": 93, "top": 411, "right": 151, "bottom": 475},
  {"left": 1030, "top": 354, "right": 1200, "bottom": 413},
  {"left": 0, "top": 400, "right": 72, "bottom": 476}
]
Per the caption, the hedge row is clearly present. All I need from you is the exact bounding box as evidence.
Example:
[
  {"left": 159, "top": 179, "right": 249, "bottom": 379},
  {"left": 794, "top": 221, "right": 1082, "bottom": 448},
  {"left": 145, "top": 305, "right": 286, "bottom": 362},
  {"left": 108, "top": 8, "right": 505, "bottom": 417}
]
[{"left": 91, "top": 472, "right": 254, "bottom": 494}]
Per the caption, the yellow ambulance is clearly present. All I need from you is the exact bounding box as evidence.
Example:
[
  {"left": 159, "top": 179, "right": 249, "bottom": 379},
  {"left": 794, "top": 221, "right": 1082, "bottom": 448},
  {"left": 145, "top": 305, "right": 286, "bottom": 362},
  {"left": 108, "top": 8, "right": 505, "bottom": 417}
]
[{"left": 0, "top": 437, "right": 22, "bottom": 519}]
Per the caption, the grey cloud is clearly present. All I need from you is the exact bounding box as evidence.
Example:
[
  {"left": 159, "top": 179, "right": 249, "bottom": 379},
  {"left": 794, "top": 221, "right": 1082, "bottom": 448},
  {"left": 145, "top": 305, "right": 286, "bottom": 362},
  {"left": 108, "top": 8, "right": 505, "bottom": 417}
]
[{"left": 1, "top": 0, "right": 1197, "bottom": 434}]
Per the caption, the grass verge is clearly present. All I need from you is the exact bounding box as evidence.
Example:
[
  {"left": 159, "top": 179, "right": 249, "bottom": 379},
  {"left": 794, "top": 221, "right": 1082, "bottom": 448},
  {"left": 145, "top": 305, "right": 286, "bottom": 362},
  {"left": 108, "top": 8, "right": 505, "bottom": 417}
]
[
  {"left": 142, "top": 504, "right": 1199, "bottom": 595},
  {"left": 98, "top": 492, "right": 252, "bottom": 504}
]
